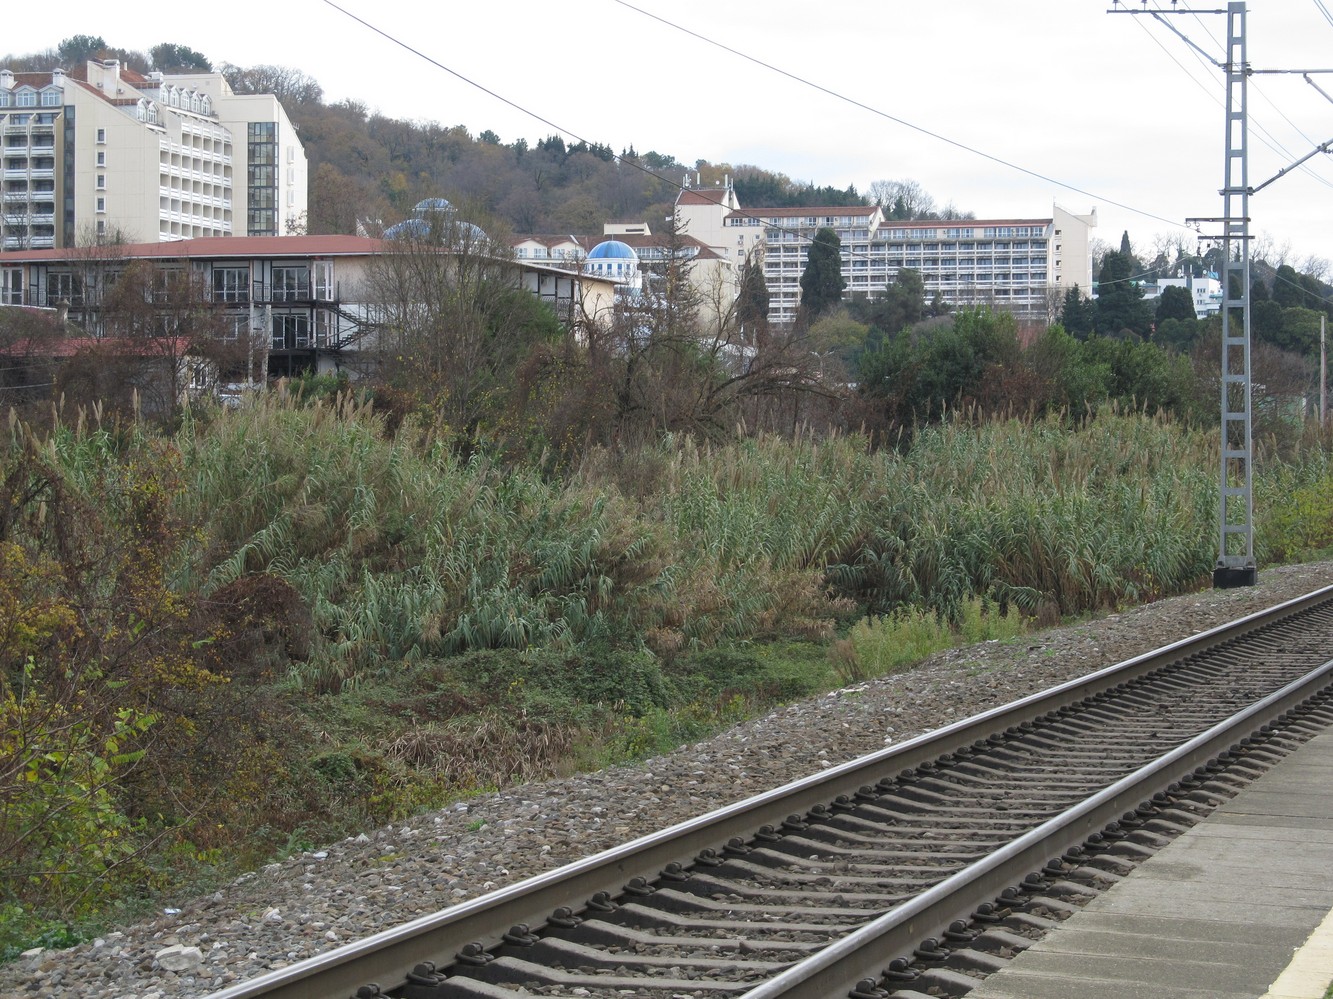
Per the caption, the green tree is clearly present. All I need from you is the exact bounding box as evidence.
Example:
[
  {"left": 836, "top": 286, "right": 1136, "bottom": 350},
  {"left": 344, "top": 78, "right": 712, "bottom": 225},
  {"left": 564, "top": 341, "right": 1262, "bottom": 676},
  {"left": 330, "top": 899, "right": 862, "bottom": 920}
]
[
  {"left": 858, "top": 307, "right": 1019, "bottom": 427},
  {"left": 736, "top": 252, "right": 770, "bottom": 345},
  {"left": 150, "top": 43, "right": 211, "bottom": 71},
  {"left": 807, "top": 308, "right": 867, "bottom": 382},
  {"left": 1024, "top": 324, "right": 1112, "bottom": 416},
  {"left": 1118, "top": 230, "right": 1141, "bottom": 273},
  {"left": 1156, "top": 285, "right": 1196, "bottom": 323},
  {"left": 57, "top": 35, "right": 107, "bottom": 65},
  {"left": 1095, "top": 251, "right": 1151, "bottom": 336},
  {"left": 798, "top": 227, "right": 845, "bottom": 324},
  {"left": 1273, "top": 264, "right": 1305, "bottom": 309},
  {"left": 1155, "top": 317, "right": 1203, "bottom": 353},
  {"left": 1272, "top": 307, "right": 1323, "bottom": 355},
  {"left": 873, "top": 268, "right": 927, "bottom": 335},
  {"left": 1252, "top": 299, "right": 1284, "bottom": 344},
  {"left": 1060, "top": 284, "right": 1096, "bottom": 338}
]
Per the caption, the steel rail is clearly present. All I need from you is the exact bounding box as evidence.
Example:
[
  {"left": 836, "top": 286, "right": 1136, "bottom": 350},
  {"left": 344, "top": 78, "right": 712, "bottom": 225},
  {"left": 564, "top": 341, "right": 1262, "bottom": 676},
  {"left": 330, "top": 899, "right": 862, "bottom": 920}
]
[
  {"left": 739, "top": 658, "right": 1333, "bottom": 998},
  {"left": 206, "top": 584, "right": 1333, "bottom": 999}
]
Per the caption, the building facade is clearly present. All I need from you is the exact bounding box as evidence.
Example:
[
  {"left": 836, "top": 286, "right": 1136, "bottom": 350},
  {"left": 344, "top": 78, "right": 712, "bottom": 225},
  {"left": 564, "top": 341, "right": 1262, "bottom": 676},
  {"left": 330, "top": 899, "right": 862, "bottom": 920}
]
[
  {"left": 0, "top": 59, "right": 307, "bottom": 250},
  {"left": 0, "top": 234, "right": 614, "bottom": 380},
  {"left": 735, "top": 203, "right": 1097, "bottom": 325},
  {"left": 673, "top": 181, "right": 1097, "bottom": 325}
]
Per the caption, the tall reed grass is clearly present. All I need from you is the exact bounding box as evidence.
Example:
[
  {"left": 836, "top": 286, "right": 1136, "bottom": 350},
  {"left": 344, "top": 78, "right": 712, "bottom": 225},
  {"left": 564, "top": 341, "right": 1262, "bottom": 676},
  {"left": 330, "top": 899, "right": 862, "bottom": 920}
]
[{"left": 26, "top": 396, "right": 1327, "bottom": 686}]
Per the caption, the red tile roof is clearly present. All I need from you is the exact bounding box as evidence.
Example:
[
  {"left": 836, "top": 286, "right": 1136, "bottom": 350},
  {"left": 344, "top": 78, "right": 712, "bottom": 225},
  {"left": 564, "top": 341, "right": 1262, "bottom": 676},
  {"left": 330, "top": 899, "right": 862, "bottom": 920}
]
[
  {"left": 731, "top": 206, "right": 880, "bottom": 220},
  {"left": 872, "top": 218, "right": 1052, "bottom": 228},
  {"left": 0, "top": 235, "right": 389, "bottom": 264},
  {"left": 0, "top": 335, "right": 196, "bottom": 359}
]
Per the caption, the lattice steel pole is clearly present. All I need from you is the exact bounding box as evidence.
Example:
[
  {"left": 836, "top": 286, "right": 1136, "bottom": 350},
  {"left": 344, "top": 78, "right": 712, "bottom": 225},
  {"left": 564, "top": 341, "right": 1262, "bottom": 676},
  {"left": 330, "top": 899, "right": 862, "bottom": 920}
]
[{"left": 1213, "top": 0, "right": 1256, "bottom": 588}]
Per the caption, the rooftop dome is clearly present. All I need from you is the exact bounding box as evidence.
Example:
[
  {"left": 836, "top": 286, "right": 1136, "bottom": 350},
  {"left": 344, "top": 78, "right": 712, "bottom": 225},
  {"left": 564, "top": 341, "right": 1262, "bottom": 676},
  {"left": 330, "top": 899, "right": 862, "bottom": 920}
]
[
  {"left": 587, "top": 239, "right": 637, "bottom": 260},
  {"left": 414, "top": 197, "right": 454, "bottom": 215},
  {"left": 383, "top": 218, "right": 431, "bottom": 240}
]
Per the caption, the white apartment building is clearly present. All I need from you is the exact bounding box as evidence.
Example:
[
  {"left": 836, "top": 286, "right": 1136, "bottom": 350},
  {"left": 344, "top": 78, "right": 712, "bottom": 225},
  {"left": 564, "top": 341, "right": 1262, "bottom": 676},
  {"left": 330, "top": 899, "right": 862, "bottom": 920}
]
[
  {"left": 675, "top": 182, "right": 1097, "bottom": 325},
  {"left": 742, "top": 204, "right": 1096, "bottom": 324},
  {"left": 0, "top": 59, "right": 306, "bottom": 250}
]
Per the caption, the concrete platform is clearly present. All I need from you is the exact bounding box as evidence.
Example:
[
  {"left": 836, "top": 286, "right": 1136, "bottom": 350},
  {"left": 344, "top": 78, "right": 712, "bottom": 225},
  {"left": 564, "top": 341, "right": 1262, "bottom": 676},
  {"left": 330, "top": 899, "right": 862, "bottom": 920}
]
[{"left": 963, "top": 731, "right": 1333, "bottom": 999}]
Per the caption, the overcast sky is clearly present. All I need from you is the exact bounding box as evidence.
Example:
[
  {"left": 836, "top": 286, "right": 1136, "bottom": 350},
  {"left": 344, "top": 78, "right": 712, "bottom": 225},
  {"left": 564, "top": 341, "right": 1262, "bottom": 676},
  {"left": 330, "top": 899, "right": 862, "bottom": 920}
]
[{"left": 6, "top": 1, "right": 1333, "bottom": 270}]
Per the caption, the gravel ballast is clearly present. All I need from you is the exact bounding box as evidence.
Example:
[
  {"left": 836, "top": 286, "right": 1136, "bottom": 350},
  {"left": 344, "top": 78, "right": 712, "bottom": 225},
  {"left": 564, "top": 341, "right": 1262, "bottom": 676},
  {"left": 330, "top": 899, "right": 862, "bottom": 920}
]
[{"left": 6, "top": 562, "right": 1332, "bottom": 998}]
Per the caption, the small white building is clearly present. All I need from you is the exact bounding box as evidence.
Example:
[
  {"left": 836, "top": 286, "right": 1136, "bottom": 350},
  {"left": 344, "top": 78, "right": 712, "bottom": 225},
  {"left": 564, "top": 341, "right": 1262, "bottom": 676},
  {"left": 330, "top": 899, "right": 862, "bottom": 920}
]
[{"left": 1153, "top": 273, "right": 1223, "bottom": 318}]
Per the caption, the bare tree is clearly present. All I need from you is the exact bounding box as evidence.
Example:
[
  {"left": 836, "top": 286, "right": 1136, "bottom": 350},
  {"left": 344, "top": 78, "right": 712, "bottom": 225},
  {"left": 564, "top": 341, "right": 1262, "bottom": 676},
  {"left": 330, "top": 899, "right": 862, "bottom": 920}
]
[
  {"left": 1298, "top": 254, "right": 1329, "bottom": 283},
  {"left": 217, "top": 63, "right": 323, "bottom": 105},
  {"left": 1251, "top": 232, "right": 1293, "bottom": 268},
  {"left": 591, "top": 213, "right": 839, "bottom": 441},
  {"left": 867, "top": 179, "right": 937, "bottom": 220},
  {"left": 1089, "top": 237, "right": 1112, "bottom": 279},
  {"left": 1150, "top": 231, "right": 1195, "bottom": 273},
  {"left": 364, "top": 207, "right": 557, "bottom": 440},
  {"left": 0, "top": 304, "right": 63, "bottom": 414},
  {"left": 77, "top": 259, "right": 237, "bottom": 418}
]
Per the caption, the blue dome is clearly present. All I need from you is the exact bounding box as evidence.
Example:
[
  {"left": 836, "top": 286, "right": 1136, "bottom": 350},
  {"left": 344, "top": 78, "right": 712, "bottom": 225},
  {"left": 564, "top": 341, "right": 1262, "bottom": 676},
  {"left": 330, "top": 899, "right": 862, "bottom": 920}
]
[
  {"left": 456, "top": 221, "right": 488, "bottom": 241},
  {"left": 587, "top": 239, "right": 637, "bottom": 260},
  {"left": 414, "top": 198, "right": 454, "bottom": 215}
]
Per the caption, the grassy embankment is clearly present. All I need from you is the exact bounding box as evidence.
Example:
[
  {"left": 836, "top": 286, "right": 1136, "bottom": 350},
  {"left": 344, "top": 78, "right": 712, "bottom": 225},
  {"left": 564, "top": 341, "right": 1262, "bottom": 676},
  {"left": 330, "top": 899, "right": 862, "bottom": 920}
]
[{"left": 4, "top": 394, "right": 1333, "bottom": 956}]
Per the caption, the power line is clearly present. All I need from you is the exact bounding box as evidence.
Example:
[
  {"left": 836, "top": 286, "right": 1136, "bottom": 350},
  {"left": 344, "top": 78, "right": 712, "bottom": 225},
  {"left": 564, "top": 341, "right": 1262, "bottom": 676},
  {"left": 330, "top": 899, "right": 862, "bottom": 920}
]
[
  {"left": 319, "top": 0, "right": 1329, "bottom": 301},
  {"left": 613, "top": 0, "right": 1186, "bottom": 232},
  {"left": 314, "top": 0, "right": 1091, "bottom": 284},
  {"left": 1136, "top": 3, "right": 1333, "bottom": 189},
  {"left": 326, "top": 0, "right": 1189, "bottom": 236}
]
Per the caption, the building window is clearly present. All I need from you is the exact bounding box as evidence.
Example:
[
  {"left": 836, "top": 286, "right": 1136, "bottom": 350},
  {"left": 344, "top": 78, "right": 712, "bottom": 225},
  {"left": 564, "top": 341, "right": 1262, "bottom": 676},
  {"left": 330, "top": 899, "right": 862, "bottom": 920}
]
[
  {"left": 96, "top": 220, "right": 106, "bottom": 237},
  {"left": 96, "top": 151, "right": 105, "bottom": 166},
  {"left": 212, "top": 266, "right": 249, "bottom": 303},
  {"left": 315, "top": 309, "right": 334, "bottom": 347},
  {"left": 96, "top": 128, "right": 106, "bottom": 144},
  {"left": 313, "top": 261, "right": 332, "bottom": 300},
  {"left": 96, "top": 197, "right": 105, "bottom": 212},
  {"left": 16, "top": 91, "right": 36, "bottom": 107},
  {"left": 0, "top": 268, "right": 22, "bottom": 305},
  {"left": 96, "top": 174, "right": 106, "bottom": 190},
  {"left": 272, "top": 313, "right": 310, "bottom": 349},
  {"left": 222, "top": 315, "right": 249, "bottom": 342},
  {"left": 47, "top": 271, "right": 82, "bottom": 306},
  {"left": 271, "top": 266, "right": 309, "bottom": 302},
  {"left": 153, "top": 269, "right": 187, "bottom": 303}
]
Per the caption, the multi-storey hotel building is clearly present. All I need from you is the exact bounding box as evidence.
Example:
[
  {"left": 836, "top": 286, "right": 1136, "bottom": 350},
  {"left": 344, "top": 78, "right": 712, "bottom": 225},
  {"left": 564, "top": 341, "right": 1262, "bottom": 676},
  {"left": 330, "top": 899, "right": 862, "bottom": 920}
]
[
  {"left": 676, "top": 182, "right": 1097, "bottom": 324},
  {"left": 0, "top": 59, "right": 306, "bottom": 250},
  {"left": 735, "top": 203, "right": 1096, "bottom": 324}
]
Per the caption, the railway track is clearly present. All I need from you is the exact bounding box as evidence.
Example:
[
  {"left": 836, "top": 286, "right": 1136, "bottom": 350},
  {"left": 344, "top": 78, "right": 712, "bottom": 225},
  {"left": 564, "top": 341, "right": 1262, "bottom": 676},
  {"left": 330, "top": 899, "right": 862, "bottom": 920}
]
[{"left": 208, "top": 585, "right": 1333, "bottom": 999}]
